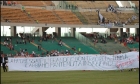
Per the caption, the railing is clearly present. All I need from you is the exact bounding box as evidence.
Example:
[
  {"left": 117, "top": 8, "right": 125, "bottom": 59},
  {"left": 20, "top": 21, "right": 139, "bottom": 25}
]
[
  {"left": 134, "top": 7, "right": 139, "bottom": 17},
  {"left": 128, "top": 1, "right": 135, "bottom": 8},
  {"left": 62, "top": 1, "right": 89, "bottom": 25},
  {"left": 75, "top": 32, "right": 105, "bottom": 53}
]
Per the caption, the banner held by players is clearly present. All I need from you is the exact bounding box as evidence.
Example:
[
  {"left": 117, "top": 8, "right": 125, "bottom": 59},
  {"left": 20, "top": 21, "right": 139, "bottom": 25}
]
[{"left": 8, "top": 52, "right": 139, "bottom": 71}]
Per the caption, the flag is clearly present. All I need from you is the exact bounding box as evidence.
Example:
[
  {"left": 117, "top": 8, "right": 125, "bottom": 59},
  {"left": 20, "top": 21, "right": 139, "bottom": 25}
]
[
  {"left": 97, "top": 10, "right": 105, "bottom": 23},
  {"left": 108, "top": 5, "right": 116, "bottom": 12}
]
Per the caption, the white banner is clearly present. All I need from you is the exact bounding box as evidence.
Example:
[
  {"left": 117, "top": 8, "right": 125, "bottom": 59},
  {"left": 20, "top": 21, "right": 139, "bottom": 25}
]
[{"left": 8, "top": 52, "right": 139, "bottom": 71}]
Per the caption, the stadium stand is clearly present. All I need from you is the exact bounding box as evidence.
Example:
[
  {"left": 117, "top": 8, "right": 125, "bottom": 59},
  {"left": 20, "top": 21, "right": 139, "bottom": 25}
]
[
  {"left": 117, "top": 12, "right": 139, "bottom": 25},
  {"left": 131, "top": 1, "right": 139, "bottom": 7},
  {"left": 58, "top": 37, "right": 99, "bottom": 54},
  {"left": 1, "top": 43, "right": 16, "bottom": 55},
  {"left": 67, "top": 1, "right": 118, "bottom": 9},
  {"left": 54, "top": 10, "right": 82, "bottom": 24},
  {"left": 17, "top": 1, "right": 45, "bottom": 6},
  {"left": 80, "top": 33, "right": 130, "bottom": 54},
  {"left": 32, "top": 37, "right": 76, "bottom": 54},
  {"left": 25, "top": 8, "right": 62, "bottom": 24},
  {"left": 1, "top": 1, "right": 139, "bottom": 56},
  {"left": 16, "top": 1, "right": 55, "bottom": 6},
  {"left": 1, "top": 37, "right": 43, "bottom": 54},
  {"left": 1, "top": 8, "right": 34, "bottom": 23}
]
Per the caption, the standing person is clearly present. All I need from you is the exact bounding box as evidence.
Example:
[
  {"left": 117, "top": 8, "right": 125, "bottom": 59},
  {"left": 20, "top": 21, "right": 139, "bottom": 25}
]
[
  {"left": 114, "top": 51, "right": 117, "bottom": 55},
  {"left": 52, "top": 34, "right": 55, "bottom": 43},
  {"left": 1, "top": 54, "right": 8, "bottom": 72},
  {"left": 32, "top": 51, "right": 35, "bottom": 57},
  {"left": 58, "top": 39, "right": 62, "bottom": 46},
  {"left": 118, "top": 50, "right": 124, "bottom": 72},
  {"left": 38, "top": 45, "right": 40, "bottom": 51}
]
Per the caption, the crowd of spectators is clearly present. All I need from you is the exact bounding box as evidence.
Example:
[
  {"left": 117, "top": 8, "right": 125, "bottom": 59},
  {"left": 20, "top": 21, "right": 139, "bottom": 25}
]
[
  {"left": 81, "top": 32, "right": 139, "bottom": 53},
  {"left": 1, "top": 29, "right": 139, "bottom": 58},
  {"left": 97, "top": 4, "right": 138, "bottom": 27},
  {"left": 1, "top": 1, "right": 17, "bottom": 6},
  {"left": 2, "top": 32, "right": 87, "bottom": 57},
  {"left": 118, "top": 34, "right": 139, "bottom": 47},
  {"left": 3, "top": 37, "right": 14, "bottom": 51}
]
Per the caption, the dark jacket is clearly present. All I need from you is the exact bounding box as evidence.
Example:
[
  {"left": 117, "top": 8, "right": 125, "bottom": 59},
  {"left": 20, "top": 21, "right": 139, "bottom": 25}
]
[{"left": 0, "top": 56, "right": 8, "bottom": 64}]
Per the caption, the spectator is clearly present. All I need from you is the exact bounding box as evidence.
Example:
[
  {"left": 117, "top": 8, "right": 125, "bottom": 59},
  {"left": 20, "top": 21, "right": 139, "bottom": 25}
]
[
  {"left": 25, "top": 40, "right": 26, "bottom": 44},
  {"left": 27, "top": 12, "right": 30, "bottom": 16},
  {"left": 101, "top": 38, "right": 106, "bottom": 43},
  {"left": 124, "top": 41, "right": 127, "bottom": 46},
  {"left": 32, "top": 51, "right": 35, "bottom": 57},
  {"left": 114, "top": 51, "right": 117, "bottom": 54},
  {"left": 119, "top": 50, "right": 121, "bottom": 54},
  {"left": 36, "top": 20, "right": 38, "bottom": 24},
  {"left": 13, "top": 1, "right": 17, "bottom": 6},
  {"left": 65, "top": 50, "right": 69, "bottom": 54},
  {"left": 3, "top": 1, "right": 7, "bottom": 6},
  {"left": 3, "top": 41, "right": 7, "bottom": 46},
  {"left": 7, "top": 1, "right": 11, "bottom": 6},
  {"left": 38, "top": 45, "right": 41, "bottom": 51},
  {"left": 58, "top": 39, "right": 63, "bottom": 46},
  {"left": 52, "top": 34, "right": 55, "bottom": 43},
  {"left": 72, "top": 46, "right": 76, "bottom": 51},
  {"left": 22, "top": 6, "right": 25, "bottom": 12},
  {"left": 115, "top": 39, "right": 117, "bottom": 43}
]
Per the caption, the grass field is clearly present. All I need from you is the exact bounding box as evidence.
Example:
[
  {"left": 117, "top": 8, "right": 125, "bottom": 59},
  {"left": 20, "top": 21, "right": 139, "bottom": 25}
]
[{"left": 1, "top": 68, "right": 139, "bottom": 84}]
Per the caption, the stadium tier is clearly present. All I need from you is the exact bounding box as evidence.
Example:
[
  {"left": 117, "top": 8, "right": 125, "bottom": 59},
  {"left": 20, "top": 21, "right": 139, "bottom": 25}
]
[
  {"left": 1, "top": 44, "right": 16, "bottom": 54},
  {"left": 1, "top": 37, "right": 43, "bottom": 55},
  {"left": 68, "top": 1, "right": 118, "bottom": 9},
  {"left": 33, "top": 37, "right": 76, "bottom": 54},
  {"left": 25, "top": 8, "right": 62, "bottom": 24},
  {"left": 54, "top": 11, "right": 82, "bottom": 24},
  {"left": 1, "top": 7, "right": 139, "bottom": 25},
  {"left": 1, "top": 8, "right": 34, "bottom": 23},
  {"left": 57, "top": 37, "right": 99, "bottom": 54},
  {"left": 81, "top": 33, "right": 130, "bottom": 54},
  {"left": 131, "top": 1, "right": 139, "bottom": 7},
  {"left": 127, "top": 42, "right": 139, "bottom": 50},
  {"left": 1, "top": 1, "right": 139, "bottom": 56},
  {"left": 16, "top": 1, "right": 55, "bottom": 6},
  {"left": 1, "top": 0, "right": 139, "bottom": 25},
  {"left": 117, "top": 12, "right": 139, "bottom": 25}
]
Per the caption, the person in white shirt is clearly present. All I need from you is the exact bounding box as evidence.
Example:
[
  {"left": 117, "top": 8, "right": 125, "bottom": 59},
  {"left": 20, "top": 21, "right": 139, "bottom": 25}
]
[
  {"left": 52, "top": 34, "right": 55, "bottom": 43},
  {"left": 3, "top": 41, "right": 7, "bottom": 46},
  {"left": 32, "top": 51, "right": 35, "bottom": 57}
]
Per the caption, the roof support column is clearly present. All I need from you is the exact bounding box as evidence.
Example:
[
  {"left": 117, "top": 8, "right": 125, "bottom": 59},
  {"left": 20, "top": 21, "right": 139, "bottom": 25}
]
[
  {"left": 71, "top": 27, "right": 76, "bottom": 37},
  {"left": 126, "top": 28, "right": 130, "bottom": 37},
  {"left": 55, "top": 27, "right": 61, "bottom": 37},
  {"left": 10, "top": 26, "right": 16, "bottom": 37},
  {"left": 39, "top": 27, "right": 43, "bottom": 36},
  {"left": 135, "top": 28, "right": 139, "bottom": 35},
  {"left": 118, "top": 28, "right": 123, "bottom": 37}
]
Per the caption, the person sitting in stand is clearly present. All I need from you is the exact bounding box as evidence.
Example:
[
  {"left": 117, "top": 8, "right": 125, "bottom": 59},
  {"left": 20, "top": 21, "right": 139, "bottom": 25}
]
[
  {"left": 101, "top": 38, "right": 106, "bottom": 43},
  {"left": 32, "top": 51, "right": 35, "bottom": 57},
  {"left": 3, "top": 41, "right": 7, "bottom": 46},
  {"left": 72, "top": 46, "right": 76, "bottom": 51}
]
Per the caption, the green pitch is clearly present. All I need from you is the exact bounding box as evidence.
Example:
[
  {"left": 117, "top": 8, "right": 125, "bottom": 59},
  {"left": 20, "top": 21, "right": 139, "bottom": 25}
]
[{"left": 1, "top": 68, "right": 139, "bottom": 84}]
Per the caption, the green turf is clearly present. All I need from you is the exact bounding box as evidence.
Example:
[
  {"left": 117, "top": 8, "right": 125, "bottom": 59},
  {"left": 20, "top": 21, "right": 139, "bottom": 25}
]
[{"left": 1, "top": 68, "right": 139, "bottom": 84}]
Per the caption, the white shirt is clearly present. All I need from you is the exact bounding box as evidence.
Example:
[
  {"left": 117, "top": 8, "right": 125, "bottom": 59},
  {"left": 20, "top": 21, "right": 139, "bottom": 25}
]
[{"left": 2, "top": 57, "right": 4, "bottom": 63}]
